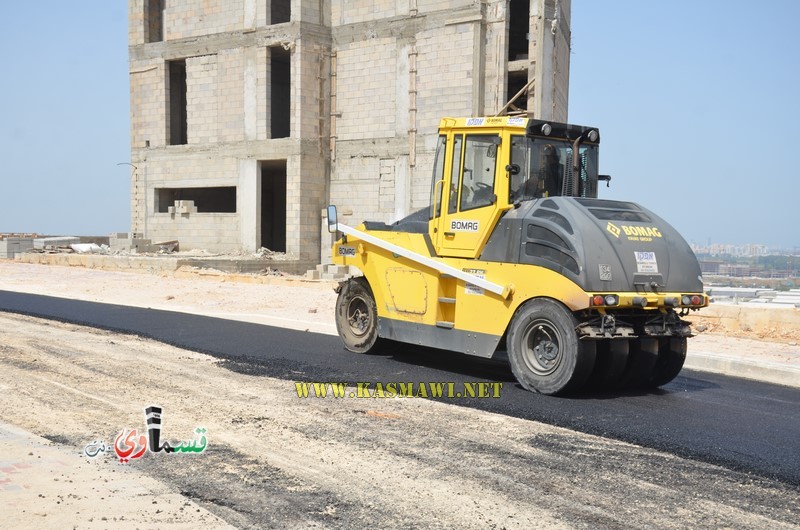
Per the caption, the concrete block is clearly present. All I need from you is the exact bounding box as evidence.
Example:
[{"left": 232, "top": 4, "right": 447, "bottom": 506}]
[
  {"left": 34, "top": 237, "right": 80, "bottom": 249},
  {"left": 130, "top": 238, "right": 155, "bottom": 253},
  {"left": 174, "top": 200, "right": 198, "bottom": 214},
  {"left": 109, "top": 237, "right": 132, "bottom": 251},
  {"left": 14, "top": 238, "right": 34, "bottom": 252},
  {"left": 0, "top": 238, "right": 31, "bottom": 258}
]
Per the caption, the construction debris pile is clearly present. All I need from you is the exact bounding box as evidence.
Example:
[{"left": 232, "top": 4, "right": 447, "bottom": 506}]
[
  {"left": 3, "top": 234, "right": 341, "bottom": 279},
  {"left": 0, "top": 233, "right": 184, "bottom": 258}
]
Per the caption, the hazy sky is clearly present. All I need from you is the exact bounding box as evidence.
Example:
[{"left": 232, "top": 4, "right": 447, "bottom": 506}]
[
  {"left": 0, "top": 2, "right": 130, "bottom": 236},
  {"left": 0, "top": 1, "right": 798, "bottom": 248},
  {"left": 570, "top": 0, "right": 800, "bottom": 248}
]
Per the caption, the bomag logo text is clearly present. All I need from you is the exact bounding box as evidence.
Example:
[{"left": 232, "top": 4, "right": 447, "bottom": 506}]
[
  {"left": 621, "top": 225, "right": 663, "bottom": 238},
  {"left": 450, "top": 220, "right": 479, "bottom": 232},
  {"left": 607, "top": 222, "right": 662, "bottom": 241}
]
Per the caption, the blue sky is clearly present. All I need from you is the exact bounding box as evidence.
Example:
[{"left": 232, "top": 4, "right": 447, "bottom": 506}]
[
  {"left": 0, "top": 1, "right": 798, "bottom": 248},
  {"left": 0, "top": 2, "right": 130, "bottom": 236},
  {"left": 570, "top": 0, "right": 800, "bottom": 248}
]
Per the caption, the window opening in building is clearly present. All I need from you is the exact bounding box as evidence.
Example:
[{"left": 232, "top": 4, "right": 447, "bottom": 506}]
[
  {"left": 260, "top": 160, "right": 287, "bottom": 252},
  {"left": 507, "top": 70, "right": 529, "bottom": 113},
  {"left": 146, "top": 0, "right": 164, "bottom": 43},
  {"left": 156, "top": 187, "right": 237, "bottom": 213},
  {"left": 168, "top": 60, "right": 187, "bottom": 145},
  {"left": 508, "top": 0, "right": 530, "bottom": 61},
  {"left": 270, "top": 0, "right": 291, "bottom": 24},
  {"left": 270, "top": 47, "right": 291, "bottom": 139}
]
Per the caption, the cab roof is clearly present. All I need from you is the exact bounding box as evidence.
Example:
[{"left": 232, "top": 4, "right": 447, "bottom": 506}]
[{"left": 438, "top": 117, "right": 600, "bottom": 143}]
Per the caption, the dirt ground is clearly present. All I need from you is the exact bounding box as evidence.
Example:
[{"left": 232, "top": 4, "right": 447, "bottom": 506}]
[
  {"left": 1, "top": 260, "right": 800, "bottom": 527},
  {"left": 1, "top": 312, "right": 798, "bottom": 528},
  {"left": 0, "top": 262, "right": 338, "bottom": 335},
  {"left": 686, "top": 311, "right": 800, "bottom": 344}
]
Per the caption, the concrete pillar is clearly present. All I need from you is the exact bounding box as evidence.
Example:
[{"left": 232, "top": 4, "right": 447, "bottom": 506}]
[
  {"left": 244, "top": 0, "right": 256, "bottom": 29},
  {"left": 244, "top": 47, "right": 258, "bottom": 140},
  {"left": 394, "top": 156, "right": 410, "bottom": 221},
  {"left": 239, "top": 159, "right": 259, "bottom": 252},
  {"left": 471, "top": 20, "right": 486, "bottom": 117},
  {"left": 530, "top": 0, "right": 571, "bottom": 121}
]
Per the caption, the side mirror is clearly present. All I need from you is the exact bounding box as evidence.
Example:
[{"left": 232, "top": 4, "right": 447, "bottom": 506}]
[
  {"left": 598, "top": 175, "right": 612, "bottom": 188},
  {"left": 326, "top": 205, "right": 338, "bottom": 233}
]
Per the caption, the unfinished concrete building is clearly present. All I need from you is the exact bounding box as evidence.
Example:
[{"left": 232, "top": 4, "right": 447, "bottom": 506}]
[{"left": 127, "top": 0, "right": 571, "bottom": 265}]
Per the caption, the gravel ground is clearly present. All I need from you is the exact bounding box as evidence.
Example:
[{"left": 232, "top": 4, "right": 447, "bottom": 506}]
[
  {"left": 1, "top": 261, "right": 799, "bottom": 528},
  {"left": 1, "top": 314, "right": 798, "bottom": 528}
]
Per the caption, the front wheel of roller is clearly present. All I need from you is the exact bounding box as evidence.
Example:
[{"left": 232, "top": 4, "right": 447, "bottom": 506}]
[
  {"left": 507, "top": 298, "right": 595, "bottom": 395},
  {"left": 335, "top": 278, "right": 381, "bottom": 354}
]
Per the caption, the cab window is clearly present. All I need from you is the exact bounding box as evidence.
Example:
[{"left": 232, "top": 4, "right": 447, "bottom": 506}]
[
  {"left": 508, "top": 136, "right": 563, "bottom": 200},
  {"left": 429, "top": 135, "right": 446, "bottom": 218},
  {"left": 509, "top": 135, "right": 536, "bottom": 202},
  {"left": 459, "top": 135, "right": 499, "bottom": 211},
  {"left": 508, "top": 137, "right": 599, "bottom": 200},
  {"left": 448, "top": 135, "right": 463, "bottom": 214}
]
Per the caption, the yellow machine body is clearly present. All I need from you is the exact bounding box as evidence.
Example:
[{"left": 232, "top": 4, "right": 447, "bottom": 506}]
[{"left": 330, "top": 117, "right": 707, "bottom": 360}]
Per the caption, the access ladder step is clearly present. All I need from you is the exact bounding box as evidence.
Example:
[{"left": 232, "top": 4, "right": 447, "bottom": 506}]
[
  {"left": 438, "top": 297, "right": 456, "bottom": 304},
  {"left": 436, "top": 321, "right": 455, "bottom": 329}
]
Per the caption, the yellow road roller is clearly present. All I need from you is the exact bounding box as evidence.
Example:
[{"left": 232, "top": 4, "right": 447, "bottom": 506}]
[{"left": 328, "top": 116, "right": 708, "bottom": 394}]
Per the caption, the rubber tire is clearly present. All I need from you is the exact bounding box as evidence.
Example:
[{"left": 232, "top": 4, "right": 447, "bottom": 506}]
[
  {"left": 507, "top": 298, "right": 596, "bottom": 395},
  {"left": 618, "top": 338, "right": 659, "bottom": 390},
  {"left": 588, "top": 339, "right": 629, "bottom": 391},
  {"left": 648, "top": 337, "right": 687, "bottom": 388},
  {"left": 335, "top": 278, "right": 381, "bottom": 354}
]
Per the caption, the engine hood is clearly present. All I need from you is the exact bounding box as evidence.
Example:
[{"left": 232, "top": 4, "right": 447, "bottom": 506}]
[{"left": 481, "top": 197, "right": 703, "bottom": 294}]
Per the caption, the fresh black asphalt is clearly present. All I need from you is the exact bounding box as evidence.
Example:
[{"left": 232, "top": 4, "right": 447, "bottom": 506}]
[{"left": 1, "top": 290, "right": 798, "bottom": 486}]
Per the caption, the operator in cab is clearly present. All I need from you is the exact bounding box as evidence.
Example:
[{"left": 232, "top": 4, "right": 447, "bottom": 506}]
[{"left": 510, "top": 142, "right": 564, "bottom": 202}]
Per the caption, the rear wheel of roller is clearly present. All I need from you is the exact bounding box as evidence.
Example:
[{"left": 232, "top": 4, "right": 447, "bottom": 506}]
[
  {"left": 619, "top": 338, "right": 658, "bottom": 389},
  {"left": 648, "top": 337, "right": 687, "bottom": 388},
  {"left": 588, "top": 339, "right": 629, "bottom": 391}
]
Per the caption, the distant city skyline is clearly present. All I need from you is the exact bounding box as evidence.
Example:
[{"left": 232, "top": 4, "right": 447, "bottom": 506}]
[
  {"left": 691, "top": 242, "right": 769, "bottom": 257},
  {"left": 691, "top": 242, "right": 799, "bottom": 257}
]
